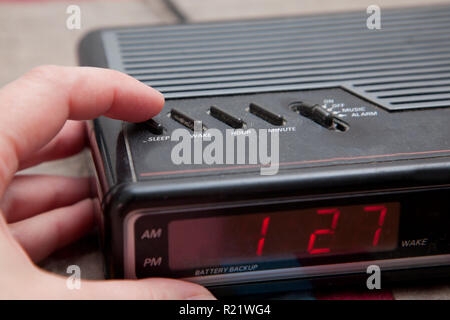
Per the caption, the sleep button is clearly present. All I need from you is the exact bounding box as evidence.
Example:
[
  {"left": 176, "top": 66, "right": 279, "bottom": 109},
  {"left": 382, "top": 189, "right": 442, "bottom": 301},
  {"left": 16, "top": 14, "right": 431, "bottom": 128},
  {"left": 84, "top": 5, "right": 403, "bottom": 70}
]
[{"left": 144, "top": 119, "right": 164, "bottom": 135}]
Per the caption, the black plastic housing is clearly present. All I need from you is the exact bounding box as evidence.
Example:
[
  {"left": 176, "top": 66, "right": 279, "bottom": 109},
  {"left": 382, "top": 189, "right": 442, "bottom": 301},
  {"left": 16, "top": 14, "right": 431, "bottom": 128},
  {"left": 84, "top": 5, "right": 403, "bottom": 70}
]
[{"left": 78, "top": 6, "right": 450, "bottom": 296}]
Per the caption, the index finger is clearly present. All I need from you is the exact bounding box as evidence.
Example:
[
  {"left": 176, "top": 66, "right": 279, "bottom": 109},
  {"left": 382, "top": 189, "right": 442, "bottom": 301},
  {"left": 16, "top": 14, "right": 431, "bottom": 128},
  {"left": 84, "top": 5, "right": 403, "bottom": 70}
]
[{"left": 0, "top": 65, "right": 164, "bottom": 193}]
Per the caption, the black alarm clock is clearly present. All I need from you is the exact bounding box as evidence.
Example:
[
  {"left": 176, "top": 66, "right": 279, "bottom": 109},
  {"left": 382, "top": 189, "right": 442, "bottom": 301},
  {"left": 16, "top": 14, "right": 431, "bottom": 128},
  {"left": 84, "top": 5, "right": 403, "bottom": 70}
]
[{"left": 79, "top": 5, "right": 450, "bottom": 296}]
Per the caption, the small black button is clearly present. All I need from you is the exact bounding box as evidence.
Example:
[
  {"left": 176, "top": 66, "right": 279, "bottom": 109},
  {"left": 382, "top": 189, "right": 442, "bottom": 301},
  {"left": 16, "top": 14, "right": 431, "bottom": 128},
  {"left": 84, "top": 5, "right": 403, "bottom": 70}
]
[
  {"left": 170, "top": 108, "right": 207, "bottom": 131},
  {"left": 144, "top": 119, "right": 164, "bottom": 135},
  {"left": 248, "top": 102, "right": 285, "bottom": 126},
  {"left": 209, "top": 105, "right": 246, "bottom": 129}
]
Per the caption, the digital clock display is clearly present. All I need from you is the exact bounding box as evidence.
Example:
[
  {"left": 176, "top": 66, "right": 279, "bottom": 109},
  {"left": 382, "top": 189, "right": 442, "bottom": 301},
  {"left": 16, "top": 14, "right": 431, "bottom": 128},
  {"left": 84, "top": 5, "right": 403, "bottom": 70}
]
[{"left": 168, "top": 202, "right": 400, "bottom": 270}]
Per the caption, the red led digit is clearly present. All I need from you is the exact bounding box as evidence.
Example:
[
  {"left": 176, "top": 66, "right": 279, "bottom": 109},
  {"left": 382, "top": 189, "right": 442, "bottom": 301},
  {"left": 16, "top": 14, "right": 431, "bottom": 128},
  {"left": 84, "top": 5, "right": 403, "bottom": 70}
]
[
  {"left": 364, "top": 205, "right": 388, "bottom": 246},
  {"left": 307, "top": 208, "right": 340, "bottom": 254},
  {"left": 256, "top": 217, "right": 270, "bottom": 256},
  {"left": 256, "top": 238, "right": 265, "bottom": 256}
]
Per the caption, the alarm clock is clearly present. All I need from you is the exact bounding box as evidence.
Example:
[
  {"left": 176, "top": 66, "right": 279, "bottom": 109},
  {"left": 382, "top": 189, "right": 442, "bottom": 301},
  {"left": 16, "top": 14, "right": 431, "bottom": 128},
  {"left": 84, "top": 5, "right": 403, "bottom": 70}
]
[{"left": 79, "top": 5, "right": 450, "bottom": 296}]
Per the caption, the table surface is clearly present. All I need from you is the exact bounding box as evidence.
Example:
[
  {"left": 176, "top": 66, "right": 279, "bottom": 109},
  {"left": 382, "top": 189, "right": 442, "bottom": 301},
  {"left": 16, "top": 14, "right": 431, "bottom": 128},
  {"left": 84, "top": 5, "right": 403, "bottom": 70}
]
[{"left": 1, "top": 0, "right": 450, "bottom": 299}]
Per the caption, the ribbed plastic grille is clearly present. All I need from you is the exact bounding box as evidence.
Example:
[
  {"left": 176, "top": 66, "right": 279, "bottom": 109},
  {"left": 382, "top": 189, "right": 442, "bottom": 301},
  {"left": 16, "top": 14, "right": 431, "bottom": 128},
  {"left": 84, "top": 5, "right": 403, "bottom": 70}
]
[{"left": 103, "top": 5, "right": 450, "bottom": 110}]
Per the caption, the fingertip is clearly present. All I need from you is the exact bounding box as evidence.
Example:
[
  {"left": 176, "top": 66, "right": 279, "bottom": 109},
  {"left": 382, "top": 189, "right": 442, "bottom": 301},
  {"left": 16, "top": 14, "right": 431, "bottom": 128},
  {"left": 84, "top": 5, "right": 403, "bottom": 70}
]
[
  {"left": 187, "top": 295, "right": 217, "bottom": 300},
  {"left": 129, "top": 76, "right": 165, "bottom": 120},
  {"left": 180, "top": 282, "right": 217, "bottom": 300},
  {"left": 146, "top": 87, "right": 165, "bottom": 120},
  {"left": 137, "top": 278, "right": 216, "bottom": 300},
  {"left": 186, "top": 290, "right": 217, "bottom": 300},
  {"left": 103, "top": 69, "right": 165, "bottom": 123},
  {"left": 140, "top": 84, "right": 165, "bottom": 120}
]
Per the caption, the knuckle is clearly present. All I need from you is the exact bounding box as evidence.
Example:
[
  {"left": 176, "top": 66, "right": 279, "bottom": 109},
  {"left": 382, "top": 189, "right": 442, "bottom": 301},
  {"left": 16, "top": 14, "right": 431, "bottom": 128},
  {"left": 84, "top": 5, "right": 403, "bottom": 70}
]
[{"left": 25, "top": 65, "right": 63, "bottom": 83}]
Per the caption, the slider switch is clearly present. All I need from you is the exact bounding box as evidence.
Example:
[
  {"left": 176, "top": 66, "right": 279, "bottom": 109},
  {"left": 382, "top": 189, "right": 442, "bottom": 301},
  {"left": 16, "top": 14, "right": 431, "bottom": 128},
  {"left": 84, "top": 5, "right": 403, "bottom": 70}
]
[
  {"left": 298, "top": 103, "right": 334, "bottom": 128},
  {"left": 293, "top": 102, "right": 349, "bottom": 132}
]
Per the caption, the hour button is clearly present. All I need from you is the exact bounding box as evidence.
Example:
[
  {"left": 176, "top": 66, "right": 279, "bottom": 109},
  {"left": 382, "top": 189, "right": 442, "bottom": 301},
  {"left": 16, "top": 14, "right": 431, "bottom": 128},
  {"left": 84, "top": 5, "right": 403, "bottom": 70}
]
[{"left": 209, "top": 105, "right": 245, "bottom": 129}]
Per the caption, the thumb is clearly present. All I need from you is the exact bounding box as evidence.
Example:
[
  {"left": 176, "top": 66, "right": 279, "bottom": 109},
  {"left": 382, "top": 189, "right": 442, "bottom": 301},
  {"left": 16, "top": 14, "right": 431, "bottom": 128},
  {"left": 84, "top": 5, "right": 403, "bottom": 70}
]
[
  {"left": 40, "top": 271, "right": 216, "bottom": 300},
  {"left": 82, "top": 278, "right": 216, "bottom": 300}
]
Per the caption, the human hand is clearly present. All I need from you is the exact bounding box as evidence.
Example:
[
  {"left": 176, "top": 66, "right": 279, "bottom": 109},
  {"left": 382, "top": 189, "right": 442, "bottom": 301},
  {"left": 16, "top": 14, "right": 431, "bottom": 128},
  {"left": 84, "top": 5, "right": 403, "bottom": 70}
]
[{"left": 0, "top": 65, "right": 215, "bottom": 300}]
